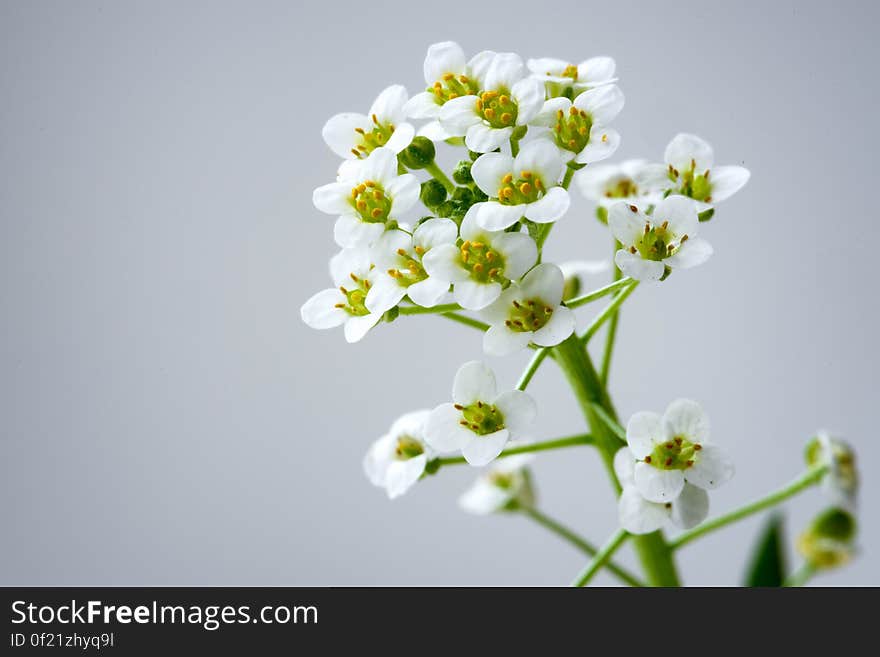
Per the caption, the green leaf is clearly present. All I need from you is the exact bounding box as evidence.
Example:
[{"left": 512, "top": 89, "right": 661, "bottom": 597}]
[{"left": 743, "top": 514, "right": 787, "bottom": 586}]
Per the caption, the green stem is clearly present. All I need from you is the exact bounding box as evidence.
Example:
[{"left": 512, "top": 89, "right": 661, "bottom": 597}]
[
  {"left": 562, "top": 166, "right": 575, "bottom": 189},
  {"left": 571, "top": 529, "right": 630, "bottom": 587},
  {"left": 552, "top": 334, "right": 681, "bottom": 586},
  {"left": 516, "top": 347, "right": 551, "bottom": 391},
  {"left": 510, "top": 136, "right": 520, "bottom": 157},
  {"left": 432, "top": 433, "right": 593, "bottom": 467},
  {"left": 398, "top": 303, "right": 460, "bottom": 315},
  {"left": 590, "top": 402, "right": 626, "bottom": 442},
  {"left": 440, "top": 312, "right": 490, "bottom": 332},
  {"left": 522, "top": 508, "right": 645, "bottom": 587},
  {"left": 565, "top": 277, "right": 632, "bottom": 309},
  {"left": 783, "top": 562, "right": 818, "bottom": 587},
  {"left": 425, "top": 161, "right": 455, "bottom": 193},
  {"left": 580, "top": 282, "right": 639, "bottom": 344},
  {"left": 671, "top": 466, "right": 829, "bottom": 550},
  {"left": 600, "top": 251, "right": 623, "bottom": 385}
]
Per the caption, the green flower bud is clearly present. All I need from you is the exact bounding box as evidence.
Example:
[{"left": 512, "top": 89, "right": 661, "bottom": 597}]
[
  {"left": 797, "top": 508, "right": 857, "bottom": 569},
  {"left": 451, "top": 186, "right": 473, "bottom": 204},
  {"left": 453, "top": 160, "right": 473, "bottom": 185},
  {"left": 420, "top": 179, "right": 447, "bottom": 209},
  {"left": 399, "top": 136, "right": 436, "bottom": 169}
]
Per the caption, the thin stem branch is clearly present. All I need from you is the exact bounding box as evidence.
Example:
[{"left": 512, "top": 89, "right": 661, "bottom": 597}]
[
  {"left": 580, "top": 281, "right": 639, "bottom": 344},
  {"left": 590, "top": 403, "right": 627, "bottom": 442},
  {"left": 562, "top": 166, "right": 575, "bottom": 189},
  {"left": 398, "top": 303, "right": 460, "bottom": 315},
  {"left": 565, "top": 277, "right": 632, "bottom": 309},
  {"left": 783, "top": 562, "right": 818, "bottom": 587},
  {"left": 424, "top": 161, "right": 454, "bottom": 193},
  {"left": 516, "top": 347, "right": 551, "bottom": 391},
  {"left": 432, "top": 434, "right": 593, "bottom": 467},
  {"left": 521, "top": 508, "right": 645, "bottom": 587},
  {"left": 440, "top": 312, "right": 490, "bottom": 332},
  {"left": 600, "top": 248, "right": 623, "bottom": 386},
  {"left": 671, "top": 466, "right": 829, "bottom": 550},
  {"left": 571, "top": 529, "right": 630, "bottom": 587}
]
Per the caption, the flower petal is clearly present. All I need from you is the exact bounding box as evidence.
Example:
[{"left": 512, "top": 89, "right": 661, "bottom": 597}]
[
  {"left": 365, "top": 274, "right": 406, "bottom": 314},
  {"left": 493, "top": 232, "right": 538, "bottom": 279},
  {"left": 634, "top": 463, "right": 685, "bottom": 503},
  {"left": 484, "top": 52, "right": 525, "bottom": 91},
  {"left": 369, "top": 84, "right": 409, "bottom": 124},
  {"left": 524, "top": 187, "right": 570, "bottom": 224},
  {"left": 452, "top": 360, "right": 497, "bottom": 404},
  {"left": 626, "top": 411, "right": 663, "bottom": 458},
  {"left": 386, "top": 173, "right": 421, "bottom": 215},
  {"left": 462, "top": 429, "right": 510, "bottom": 467},
  {"left": 483, "top": 324, "right": 532, "bottom": 356},
  {"left": 493, "top": 389, "right": 537, "bottom": 435},
  {"left": 531, "top": 306, "right": 575, "bottom": 346},
  {"left": 662, "top": 398, "right": 710, "bottom": 444},
  {"left": 708, "top": 165, "right": 750, "bottom": 202},
  {"left": 313, "top": 181, "right": 354, "bottom": 214},
  {"left": 422, "top": 243, "right": 469, "bottom": 282},
  {"left": 467, "top": 50, "right": 496, "bottom": 85},
  {"left": 471, "top": 152, "right": 515, "bottom": 196},
  {"left": 618, "top": 487, "right": 669, "bottom": 534},
  {"left": 510, "top": 77, "right": 545, "bottom": 124},
  {"left": 454, "top": 279, "right": 503, "bottom": 310},
  {"left": 417, "top": 119, "right": 451, "bottom": 140},
  {"left": 608, "top": 202, "right": 645, "bottom": 245},
  {"left": 520, "top": 262, "right": 564, "bottom": 303},
  {"left": 515, "top": 139, "right": 565, "bottom": 184},
  {"left": 466, "top": 122, "right": 512, "bottom": 153},
  {"left": 532, "top": 97, "right": 571, "bottom": 127},
  {"left": 333, "top": 214, "right": 384, "bottom": 248},
  {"left": 300, "top": 288, "right": 347, "bottom": 329},
  {"left": 424, "top": 41, "right": 466, "bottom": 83},
  {"left": 575, "top": 127, "right": 620, "bottom": 164},
  {"left": 577, "top": 56, "right": 616, "bottom": 85},
  {"left": 459, "top": 479, "right": 513, "bottom": 515},
  {"left": 384, "top": 456, "right": 427, "bottom": 499},
  {"left": 655, "top": 195, "right": 698, "bottom": 238},
  {"left": 403, "top": 92, "right": 440, "bottom": 119},
  {"left": 406, "top": 277, "right": 450, "bottom": 308},
  {"left": 384, "top": 122, "right": 415, "bottom": 155},
  {"left": 665, "top": 133, "right": 714, "bottom": 172},
  {"left": 614, "top": 250, "right": 665, "bottom": 281},
  {"left": 573, "top": 84, "right": 624, "bottom": 125},
  {"left": 670, "top": 483, "right": 709, "bottom": 529},
  {"left": 321, "top": 113, "right": 372, "bottom": 159},
  {"left": 438, "top": 95, "right": 480, "bottom": 135},
  {"left": 413, "top": 217, "right": 458, "bottom": 250},
  {"left": 425, "top": 403, "right": 475, "bottom": 452},
  {"left": 476, "top": 201, "right": 525, "bottom": 231},
  {"left": 613, "top": 447, "right": 637, "bottom": 487},
  {"left": 686, "top": 445, "right": 735, "bottom": 490},
  {"left": 526, "top": 57, "right": 568, "bottom": 76},
  {"left": 666, "top": 238, "right": 713, "bottom": 269},
  {"left": 343, "top": 314, "right": 380, "bottom": 343}
]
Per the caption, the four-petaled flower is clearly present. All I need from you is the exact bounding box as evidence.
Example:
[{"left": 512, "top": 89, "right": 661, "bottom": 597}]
[
  {"left": 439, "top": 52, "right": 545, "bottom": 153},
  {"left": 532, "top": 85, "right": 624, "bottom": 164},
  {"left": 312, "top": 147, "right": 420, "bottom": 247},
  {"left": 300, "top": 248, "right": 393, "bottom": 343},
  {"left": 425, "top": 361, "right": 537, "bottom": 467},
  {"left": 422, "top": 204, "right": 537, "bottom": 310},
  {"left": 575, "top": 159, "right": 668, "bottom": 208},
  {"left": 470, "top": 140, "right": 570, "bottom": 231},
  {"left": 367, "top": 219, "right": 457, "bottom": 310},
  {"left": 609, "top": 196, "right": 712, "bottom": 281},
  {"left": 363, "top": 410, "right": 434, "bottom": 499},
  {"left": 526, "top": 55, "right": 617, "bottom": 96},
  {"left": 459, "top": 453, "right": 535, "bottom": 514},
  {"left": 623, "top": 399, "right": 734, "bottom": 503},
  {"left": 322, "top": 85, "right": 416, "bottom": 160},
  {"left": 480, "top": 263, "right": 575, "bottom": 356}
]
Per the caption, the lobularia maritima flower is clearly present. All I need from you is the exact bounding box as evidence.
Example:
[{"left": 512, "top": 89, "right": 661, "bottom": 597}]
[
  {"left": 422, "top": 204, "right": 537, "bottom": 310},
  {"left": 480, "top": 263, "right": 575, "bottom": 356},
  {"left": 526, "top": 55, "right": 617, "bottom": 96},
  {"left": 609, "top": 195, "right": 712, "bottom": 281},
  {"left": 425, "top": 361, "right": 536, "bottom": 467},
  {"left": 575, "top": 159, "right": 668, "bottom": 209},
  {"left": 312, "top": 147, "right": 420, "bottom": 248},
  {"left": 439, "top": 52, "right": 545, "bottom": 153},
  {"left": 363, "top": 409, "right": 434, "bottom": 499},
  {"left": 322, "top": 85, "right": 415, "bottom": 160},
  {"left": 459, "top": 453, "right": 534, "bottom": 514},
  {"left": 367, "top": 218, "right": 457, "bottom": 310},
  {"left": 805, "top": 431, "right": 859, "bottom": 512},
  {"left": 621, "top": 398, "right": 734, "bottom": 503},
  {"left": 470, "top": 139, "right": 570, "bottom": 231},
  {"left": 300, "top": 248, "right": 393, "bottom": 343}
]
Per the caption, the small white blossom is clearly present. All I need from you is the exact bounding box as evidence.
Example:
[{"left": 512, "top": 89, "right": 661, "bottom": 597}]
[
  {"left": 623, "top": 399, "right": 734, "bottom": 503},
  {"left": 425, "top": 361, "right": 536, "bottom": 467},
  {"left": 459, "top": 453, "right": 534, "bottom": 514},
  {"left": 422, "top": 204, "right": 537, "bottom": 310},
  {"left": 609, "top": 196, "right": 711, "bottom": 281},
  {"left": 322, "top": 85, "right": 415, "bottom": 160},
  {"left": 531, "top": 85, "right": 624, "bottom": 164},
  {"left": 363, "top": 410, "right": 434, "bottom": 499},
  {"left": 438, "top": 52, "right": 545, "bottom": 153},
  {"left": 470, "top": 140, "right": 570, "bottom": 231},
  {"left": 806, "top": 431, "right": 858, "bottom": 512},
  {"left": 367, "top": 219, "right": 457, "bottom": 311},
  {"left": 574, "top": 159, "right": 668, "bottom": 208},
  {"left": 300, "top": 248, "right": 393, "bottom": 343},
  {"left": 312, "top": 147, "right": 420, "bottom": 248},
  {"left": 639, "top": 133, "right": 750, "bottom": 210},
  {"left": 403, "top": 41, "right": 496, "bottom": 141},
  {"left": 526, "top": 56, "right": 617, "bottom": 95},
  {"left": 480, "top": 263, "right": 575, "bottom": 356},
  {"left": 614, "top": 447, "right": 709, "bottom": 534}
]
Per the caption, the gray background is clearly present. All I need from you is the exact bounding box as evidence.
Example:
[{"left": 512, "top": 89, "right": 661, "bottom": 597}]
[{"left": 2, "top": 0, "right": 877, "bottom": 585}]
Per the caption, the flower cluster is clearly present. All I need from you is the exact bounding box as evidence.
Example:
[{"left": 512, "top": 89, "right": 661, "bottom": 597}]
[{"left": 301, "top": 40, "right": 859, "bottom": 586}]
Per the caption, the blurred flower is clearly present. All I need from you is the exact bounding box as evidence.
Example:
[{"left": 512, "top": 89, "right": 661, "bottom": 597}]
[
  {"left": 797, "top": 507, "right": 857, "bottom": 570},
  {"left": 364, "top": 410, "right": 434, "bottom": 499},
  {"left": 805, "top": 432, "right": 858, "bottom": 512},
  {"left": 459, "top": 453, "right": 535, "bottom": 514},
  {"left": 527, "top": 55, "right": 617, "bottom": 96},
  {"left": 322, "top": 85, "right": 415, "bottom": 160},
  {"left": 574, "top": 159, "right": 668, "bottom": 209}
]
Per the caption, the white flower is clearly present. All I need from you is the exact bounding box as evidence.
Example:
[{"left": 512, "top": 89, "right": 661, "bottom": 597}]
[
  {"left": 403, "top": 41, "right": 496, "bottom": 141},
  {"left": 422, "top": 204, "right": 537, "bottom": 310},
  {"left": 322, "top": 85, "right": 416, "bottom": 160},
  {"left": 470, "top": 140, "right": 570, "bottom": 231},
  {"left": 363, "top": 410, "right": 434, "bottom": 499},
  {"left": 367, "top": 219, "right": 457, "bottom": 310},
  {"left": 623, "top": 399, "right": 734, "bottom": 503},
  {"left": 300, "top": 248, "right": 392, "bottom": 343},
  {"left": 574, "top": 159, "right": 668, "bottom": 208},
  {"left": 312, "top": 147, "right": 420, "bottom": 248},
  {"left": 531, "top": 85, "right": 624, "bottom": 164},
  {"left": 640, "top": 133, "right": 750, "bottom": 210},
  {"left": 438, "top": 52, "right": 545, "bottom": 153},
  {"left": 609, "top": 196, "right": 712, "bottom": 281},
  {"left": 425, "top": 361, "right": 537, "bottom": 467},
  {"left": 806, "top": 431, "right": 858, "bottom": 512},
  {"left": 526, "top": 56, "right": 617, "bottom": 94},
  {"left": 480, "top": 263, "right": 575, "bottom": 356},
  {"left": 458, "top": 453, "right": 534, "bottom": 514},
  {"left": 614, "top": 447, "right": 709, "bottom": 534}
]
